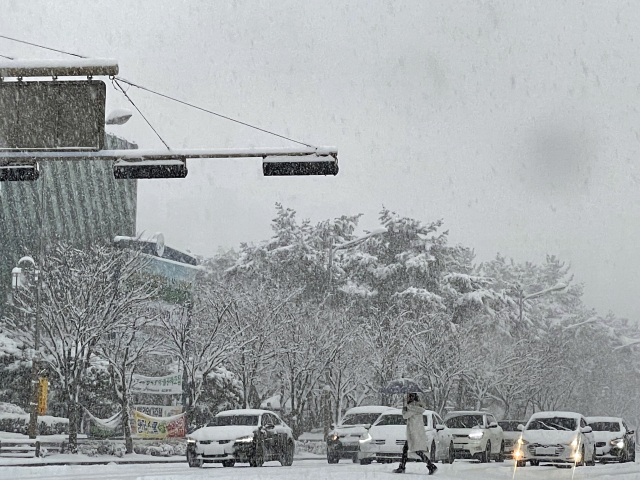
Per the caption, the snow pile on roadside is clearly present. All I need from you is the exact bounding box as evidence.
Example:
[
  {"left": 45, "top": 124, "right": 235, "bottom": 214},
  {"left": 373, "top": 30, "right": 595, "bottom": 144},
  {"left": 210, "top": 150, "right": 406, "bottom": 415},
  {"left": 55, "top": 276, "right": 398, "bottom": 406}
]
[
  {"left": 0, "top": 402, "right": 26, "bottom": 414},
  {"left": 295, "top": 439, "right": 326, "bottom": 456}
]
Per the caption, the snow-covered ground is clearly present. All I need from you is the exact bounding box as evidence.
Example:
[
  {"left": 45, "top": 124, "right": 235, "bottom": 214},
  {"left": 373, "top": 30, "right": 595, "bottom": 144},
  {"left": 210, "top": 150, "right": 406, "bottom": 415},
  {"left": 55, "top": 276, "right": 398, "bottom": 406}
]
[{"left": 2, "top": 459, "right": 640, "bottom": 480}]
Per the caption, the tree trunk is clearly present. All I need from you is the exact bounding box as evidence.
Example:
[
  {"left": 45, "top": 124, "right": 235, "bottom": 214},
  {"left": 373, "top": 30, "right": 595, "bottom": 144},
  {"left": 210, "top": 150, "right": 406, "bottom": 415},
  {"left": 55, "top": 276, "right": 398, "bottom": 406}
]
[
  {"left": 68, "top": 398, "right": 78, "bottom": 453},
  {"left": 122, "top": 398, "right": 133, "bottom": 454}
]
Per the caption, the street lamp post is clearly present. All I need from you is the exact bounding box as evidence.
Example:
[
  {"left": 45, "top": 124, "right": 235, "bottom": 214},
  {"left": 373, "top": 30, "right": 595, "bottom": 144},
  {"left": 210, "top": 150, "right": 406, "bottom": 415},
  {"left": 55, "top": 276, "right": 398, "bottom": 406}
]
[
  {"left": 515, "top": 283, "right": 567, "bottom": 324},
  {"left": 12, "top": 255, "right": 42, "bottom": 439}
]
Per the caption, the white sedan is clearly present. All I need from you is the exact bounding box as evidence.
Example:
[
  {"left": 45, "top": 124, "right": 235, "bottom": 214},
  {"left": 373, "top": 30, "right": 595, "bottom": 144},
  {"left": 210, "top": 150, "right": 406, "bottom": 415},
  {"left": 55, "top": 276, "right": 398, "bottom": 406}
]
[
  {"left": 186, "top": 409, "right": 294, "bottom": 468},
  {"left": 358, "top": 408, "right": 454, "bottom": 465},
  {"left": 513, "top": 411, "right": 596, "bottom": 467}
]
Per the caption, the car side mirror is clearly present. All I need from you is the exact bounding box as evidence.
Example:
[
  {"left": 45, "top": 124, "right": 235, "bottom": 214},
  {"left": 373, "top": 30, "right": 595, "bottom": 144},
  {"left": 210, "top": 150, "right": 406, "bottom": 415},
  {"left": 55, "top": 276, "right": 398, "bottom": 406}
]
[
  {"left": 265, "top": 423, "right": 275, "bottom": 430},
  {"left": 363, "top": 424, "right": 371, "bottom": 430},
  {"left": 628, "top": 430, "right": 635, "bottom": 435},
  {"left": 517, "top": 424, "right": 524, "bottom": 431},
  {"left": 581, "top": 426, "right": 592, "bottom": 434},
  {"left": 489, "top": 422, "right": 498, "bottom": 428},
  {"left": 436, "top": 424, "right": 445, "bottom": 431}
]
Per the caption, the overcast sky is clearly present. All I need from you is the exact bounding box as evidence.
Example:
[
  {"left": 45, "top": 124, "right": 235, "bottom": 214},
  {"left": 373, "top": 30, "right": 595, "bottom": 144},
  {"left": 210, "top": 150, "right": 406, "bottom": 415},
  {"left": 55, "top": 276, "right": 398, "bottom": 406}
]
[{"left": 3, "top": 0, "right": 640, "bottom": 321}]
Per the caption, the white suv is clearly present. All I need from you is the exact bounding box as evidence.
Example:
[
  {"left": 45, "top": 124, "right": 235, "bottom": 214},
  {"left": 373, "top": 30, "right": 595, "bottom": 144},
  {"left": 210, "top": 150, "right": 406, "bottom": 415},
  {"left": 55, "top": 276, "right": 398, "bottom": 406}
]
[{"left": 444, "top": 411, "right": 504, "bottom": 462}]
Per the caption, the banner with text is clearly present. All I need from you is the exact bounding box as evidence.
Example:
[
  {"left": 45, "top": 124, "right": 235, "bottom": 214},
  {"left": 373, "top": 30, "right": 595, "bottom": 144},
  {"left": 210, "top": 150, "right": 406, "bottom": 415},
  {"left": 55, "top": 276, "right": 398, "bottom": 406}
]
[
  {"left": 131, "top": 410, "right": 186, "bottom": 439},
  {"left": 131, "top": 373, "right": 183, "bottom": 394}
]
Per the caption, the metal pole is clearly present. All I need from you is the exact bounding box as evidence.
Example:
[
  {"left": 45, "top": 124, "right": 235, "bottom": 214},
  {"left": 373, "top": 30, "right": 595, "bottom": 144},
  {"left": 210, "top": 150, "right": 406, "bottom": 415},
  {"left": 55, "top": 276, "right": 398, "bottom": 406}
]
[{"left": 28, "top": 162, "right": 45, "bottom": 439}]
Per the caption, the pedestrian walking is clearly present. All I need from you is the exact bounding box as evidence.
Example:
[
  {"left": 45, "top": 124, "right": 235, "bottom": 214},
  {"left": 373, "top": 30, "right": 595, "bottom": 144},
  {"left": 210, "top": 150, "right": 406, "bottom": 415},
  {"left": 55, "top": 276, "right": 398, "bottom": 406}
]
[{"left": 393, "top": 392, "right": 437, "bottom": 475}]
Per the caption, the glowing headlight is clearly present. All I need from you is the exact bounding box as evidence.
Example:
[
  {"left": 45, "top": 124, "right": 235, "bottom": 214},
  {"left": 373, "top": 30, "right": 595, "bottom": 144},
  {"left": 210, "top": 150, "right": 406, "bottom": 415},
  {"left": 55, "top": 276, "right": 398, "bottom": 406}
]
[
  {"left": 468, "top": 430, "right": 484, "bottom": 440},
  {"left": 359, "top": 432, "right": 372, "bottom": 444},
  {"left": 611, "top": 438, "right": 624, "bottom": 449},
  {"left": 573, "top": 450, "right": 582, "bottom": 462},
  {"left": 330, "top": 434, "right": 339, "bottom": 441},
  {"left": 517, "top": 438, "right": 528, "bottom": 445},
  {"left": 187, "top": 438, "right": 196, "bottom": 444},
  {"left": 570, "top": 438, "right": 579, "bottom": 448},
  {"left": 235, "top": 435, "right": 254, "bottom": 443},
  {"left": 513, "top": 449, "right": 523, "bottom": 459}
]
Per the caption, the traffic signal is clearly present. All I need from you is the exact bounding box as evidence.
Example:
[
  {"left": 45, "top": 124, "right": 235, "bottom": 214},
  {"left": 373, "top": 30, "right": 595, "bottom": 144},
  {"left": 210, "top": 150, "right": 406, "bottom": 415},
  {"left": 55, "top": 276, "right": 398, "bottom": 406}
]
[
  {"left": 262, "top": 153, "right": 339, "bottom": 176},
  {"left": 113, "top": 157, "right": 188, "bottom": 179},
  {"left": 0, "top": 160, "right": 39, "bottom": 181}
]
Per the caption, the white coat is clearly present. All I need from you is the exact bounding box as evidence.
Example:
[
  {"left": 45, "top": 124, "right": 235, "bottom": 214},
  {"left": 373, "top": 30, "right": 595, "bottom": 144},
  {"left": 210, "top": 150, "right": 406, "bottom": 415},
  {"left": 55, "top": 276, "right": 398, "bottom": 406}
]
[{"left": 402, "top": 402, "right": 429, "bottom": 453}]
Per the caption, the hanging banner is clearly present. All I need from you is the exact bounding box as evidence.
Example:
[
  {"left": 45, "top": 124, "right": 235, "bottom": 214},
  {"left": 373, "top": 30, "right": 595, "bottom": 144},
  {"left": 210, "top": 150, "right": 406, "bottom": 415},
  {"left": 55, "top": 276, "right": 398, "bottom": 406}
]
[
  {"left": 37, "top": 378, "right": 48, "bottom": 415},
  {"left": 135, "top": 404, "right": 183, "bottom": 418},
  {"left": 83, "top": 410, "right": 123, "bottom": 439},
  {"left": 131, "top": 410, "right": 186, "bottom": 439},
  {"left": 130, "top": 373, "right": 183, "bottom": 394}
]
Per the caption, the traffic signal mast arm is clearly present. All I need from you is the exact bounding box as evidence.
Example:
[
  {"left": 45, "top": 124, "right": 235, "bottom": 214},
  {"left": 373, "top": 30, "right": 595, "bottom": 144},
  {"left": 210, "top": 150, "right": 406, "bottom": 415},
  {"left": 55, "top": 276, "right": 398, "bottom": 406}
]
[{"left": 0, "top": 146, "right": 337, "bottom": 160}]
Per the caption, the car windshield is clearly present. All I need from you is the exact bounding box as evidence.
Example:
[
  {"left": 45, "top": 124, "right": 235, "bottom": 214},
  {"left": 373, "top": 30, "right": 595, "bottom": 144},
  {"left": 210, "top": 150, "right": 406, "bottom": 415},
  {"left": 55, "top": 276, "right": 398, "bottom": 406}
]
[
  {"left": 445, "top": 415, "right": 484, "bottom": 429},
  {"left": 498, "top": 421, "right": 523, "bottom": 432},
  {"left": 589, "top": 422, "right": 620, "bottom": 432},
  {"left": 526, "top": 417, "right": 577, "bottom": 431},
  {"left": 341, "top": 413, "right": 381, "bottom": 426},
  {"left": 207, "top": 415, "right": 259, "bottom": 427},
  {"left": 375, "top": 414, "right": 406, "bottom": 426}
]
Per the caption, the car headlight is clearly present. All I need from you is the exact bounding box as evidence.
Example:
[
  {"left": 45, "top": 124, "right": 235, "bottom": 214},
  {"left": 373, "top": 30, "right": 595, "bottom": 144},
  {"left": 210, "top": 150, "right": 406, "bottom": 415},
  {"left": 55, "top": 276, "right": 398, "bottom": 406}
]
[
  {"left": 468, "top": 430, "right": 484, "bottom": 440},
  {"left": 517, "top": 438, "right": 528, "bottom": 445},
  {"left": 570, "top": 438, "right": 579, "bottom": 448},
  {"left": 187, "top": 438, "right": 196, "bottom": 444},
  {"left": 235, "top": 435, "right": 254, "bottom": 443},
  {"left": 359, "top": 432, "right": 372, "bottom": 444},
  {"left": 611, "top": 438, "right": 624, "bottom": 449},
  {"left": 330, "top": 434, "right": 339, "bottom": 441}
]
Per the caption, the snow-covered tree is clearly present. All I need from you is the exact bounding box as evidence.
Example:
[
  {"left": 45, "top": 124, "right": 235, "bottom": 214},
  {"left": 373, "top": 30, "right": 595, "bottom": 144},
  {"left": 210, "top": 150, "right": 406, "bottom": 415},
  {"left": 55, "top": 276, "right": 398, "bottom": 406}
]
[{"left": 4, "top": 242, "right": 157, "bottom": 451}]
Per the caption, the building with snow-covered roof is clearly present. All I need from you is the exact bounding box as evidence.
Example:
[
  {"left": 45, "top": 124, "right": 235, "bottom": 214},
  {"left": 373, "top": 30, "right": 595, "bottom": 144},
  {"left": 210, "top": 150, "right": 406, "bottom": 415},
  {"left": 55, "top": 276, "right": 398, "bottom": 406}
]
[{"left": 0, "top": 134, "right": 137, "bottom": 319}]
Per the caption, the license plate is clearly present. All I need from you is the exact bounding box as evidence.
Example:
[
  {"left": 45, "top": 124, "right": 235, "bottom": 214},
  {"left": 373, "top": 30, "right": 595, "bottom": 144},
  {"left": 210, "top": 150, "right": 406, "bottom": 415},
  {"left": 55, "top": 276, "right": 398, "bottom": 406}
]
[
  {"left": 535, "top": 447, "right": 555, "bottom": 455},
  {"left": 203, "top": 444, "right": 225, "bottom": 455}
]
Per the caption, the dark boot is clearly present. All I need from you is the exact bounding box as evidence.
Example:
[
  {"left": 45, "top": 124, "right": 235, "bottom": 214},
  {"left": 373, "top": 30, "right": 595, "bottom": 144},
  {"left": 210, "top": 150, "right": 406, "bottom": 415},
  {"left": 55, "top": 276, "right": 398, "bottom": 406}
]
[
  {"left": 428, "top": 463, "right": 438, "bottom": 475},
  {"left": 393, "top": 466, "right": 406, "bottom": 473}
]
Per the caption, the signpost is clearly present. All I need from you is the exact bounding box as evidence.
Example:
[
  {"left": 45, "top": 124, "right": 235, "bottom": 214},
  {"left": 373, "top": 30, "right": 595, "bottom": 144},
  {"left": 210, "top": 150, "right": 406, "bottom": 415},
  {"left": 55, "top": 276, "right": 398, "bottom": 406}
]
[{"left": 0, "top": 80, "right": 106, "bottom": 151}]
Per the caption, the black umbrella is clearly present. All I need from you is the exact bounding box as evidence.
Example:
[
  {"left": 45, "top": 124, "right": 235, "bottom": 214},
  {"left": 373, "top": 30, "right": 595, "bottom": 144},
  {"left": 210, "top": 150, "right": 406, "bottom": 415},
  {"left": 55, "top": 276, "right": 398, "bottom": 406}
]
[{"left": 379, "top": 378, "right": 424, "bottom": 394}]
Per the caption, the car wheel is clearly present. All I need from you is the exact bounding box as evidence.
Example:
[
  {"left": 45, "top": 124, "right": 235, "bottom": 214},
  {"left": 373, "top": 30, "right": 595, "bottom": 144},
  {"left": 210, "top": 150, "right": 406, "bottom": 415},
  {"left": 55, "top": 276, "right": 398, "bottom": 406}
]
[
  {"left": 249, "top": 441, "right": 265, "bottom": 467},
  {"left": 280, "top": 440, "right": 294, "bottom": 466},
  {"left": 327, "top": 449, "right": 339, "bottom": 464},
  {"left": 359, "top": 458, "right": 372, "bottom": 465},
  {"left": 352, "top": 454, "right": 359, "bottom": 463},
  {"left": 430, "top": 442, "right": 436, "bottom": 463},
  {"left": 530, "top": 459, "right": 539, "bottom": 466},
  {"left": 222, "top": 459, "right": 235, "bottom": 467},
  {"left": 481, "top": 441, "right": 491, "bottom": 463},
  {"left": 187, "top": 449, "right": 203, "bottom": 468},
  {"left": 577, "top": 445, "right": 585, "bottom": 467},
  {"left": 516, "top": 460, "right": 526, "bottom": 467},
  {"left": 495, "top": 441, "right": 505, "bottom": 462},
  {"left": 445, "top": 441, "right": 455, "bottom": 464}
]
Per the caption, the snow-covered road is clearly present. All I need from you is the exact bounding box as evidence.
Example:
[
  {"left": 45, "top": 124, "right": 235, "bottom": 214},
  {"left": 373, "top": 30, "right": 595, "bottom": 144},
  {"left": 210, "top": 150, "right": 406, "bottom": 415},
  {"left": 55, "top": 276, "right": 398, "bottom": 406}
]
[{"left": 4, "top": 459, "right": 640, "bottom": 480}]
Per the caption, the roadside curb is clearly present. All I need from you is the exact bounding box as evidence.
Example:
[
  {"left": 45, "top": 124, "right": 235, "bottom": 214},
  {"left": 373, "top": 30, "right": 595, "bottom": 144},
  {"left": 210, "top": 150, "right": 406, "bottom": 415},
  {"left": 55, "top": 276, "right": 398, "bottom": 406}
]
[{"left": 0, "top": 456, "right": 323, "bottom": 468}]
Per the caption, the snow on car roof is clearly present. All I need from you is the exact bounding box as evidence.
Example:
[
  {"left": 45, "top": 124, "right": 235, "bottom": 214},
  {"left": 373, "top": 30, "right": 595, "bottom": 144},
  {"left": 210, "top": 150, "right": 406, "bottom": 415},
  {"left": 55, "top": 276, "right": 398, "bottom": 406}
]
[
  {"left": 445, "top": 411, "right": 488, "bottom": 417},
  {"left": 529, "top": 411, "right": 581, "bottom": 419},
  {"left": 216, "top": 409, "right": 271, "bottom": 416},
  {"left": 344, "top": 405, "right": 394, "bottom": 415},
  {"left": 377, "top": 408, "right": 402, "bottom": 415},
  {"left": 585, "top": 416, "right": 622, "bottom": 423}
]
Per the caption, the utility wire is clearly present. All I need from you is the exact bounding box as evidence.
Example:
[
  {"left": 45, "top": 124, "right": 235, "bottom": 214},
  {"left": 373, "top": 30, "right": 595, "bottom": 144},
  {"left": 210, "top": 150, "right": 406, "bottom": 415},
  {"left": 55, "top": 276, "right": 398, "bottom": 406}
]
[
  {"left": 0, "top": 34, "right": 86, "bottom": 58},
  {"left": 0, "top": 54, "right": 14, "bottom": 60},
  {"left": 0, "top": 34, "right": 314, "bottom": 148},
  {"left": 113, "top": 78, "right": 171, "bottom": 150},
  {"left": 114, "top": 76, "right": 314, "bottom": 148}
]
